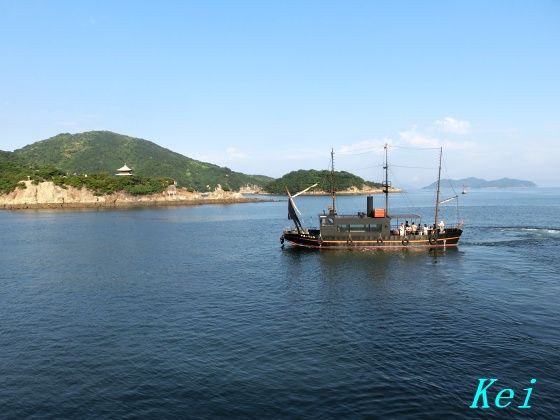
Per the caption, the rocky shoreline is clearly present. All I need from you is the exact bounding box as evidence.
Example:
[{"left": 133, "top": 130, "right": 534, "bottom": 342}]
[
  {"left": 1, "top": 197, "right": 265, "bottom": 210},
  {"left": 0, "top": 180, "right": 267, "bottom": 210}
]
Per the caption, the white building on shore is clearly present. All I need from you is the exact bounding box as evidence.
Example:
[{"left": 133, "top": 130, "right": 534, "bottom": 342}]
[{"left": 116, "top": 164, "right": 133, "bottom": 176}]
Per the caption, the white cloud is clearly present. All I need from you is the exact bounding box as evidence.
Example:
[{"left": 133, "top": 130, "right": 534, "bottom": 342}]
[
  {"left": 399, "top": 126, "right": 475, "bottom": 150},
  {"left": 434, "top": 117, "right": 470, "bottom": 135},
  {"left": 338, "top": 138, "right": 392, "bottom": 155},
  {"left": 399, "top": 126, "right": 440, "bottom": 148},
  {"left": 187, "top": 118, "right": 480, "bottom": 179}
]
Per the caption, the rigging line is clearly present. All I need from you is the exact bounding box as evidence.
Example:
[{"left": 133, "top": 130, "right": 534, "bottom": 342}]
[
  {"left": 440, "top": 155, "right": 461, "bottom": 224},
  {"left": 388, "top": 167, "right": 415, "bottom": 209},
  {"left": 337, "top": 146, "right": 382, "bottom": 153},
  {"left": 441, "top": 155, "right": 459, "bottom": 196},
  {"left": 390, "top": 164, "right": 437, "bottom": 170},
  {"left": 339, "top": 164, "right": 384, "bottom": 171},
  {"left": 339, "top": 144, "right": 441, "bottom": 158},
  {"left": 337, "top": 149, "right": 382, "bottom": 156},
  {"left": 389, "top": 145, "right": 441, "bottom": 150}
]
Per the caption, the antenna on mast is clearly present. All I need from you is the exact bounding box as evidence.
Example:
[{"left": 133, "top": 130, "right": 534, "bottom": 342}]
[
  {"left": 434, "top": 147, "right": 443, "bottom": 229},
  {"left": 330, "top": 148, "right": 336, "bottom": 215},
  {"left": 383, "top": 143, "right": 389, "bottom": 215}
]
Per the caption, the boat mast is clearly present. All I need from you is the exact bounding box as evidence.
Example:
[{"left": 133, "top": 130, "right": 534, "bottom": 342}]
[
  {"left": 384, "top": 143, "right": 389, "bottom": 214},
  {"left": 330, "top": 148, "right": 336, "bottom": 214},
  {"left": 434, "top": 147, "right": 443, "bottom": 229}
]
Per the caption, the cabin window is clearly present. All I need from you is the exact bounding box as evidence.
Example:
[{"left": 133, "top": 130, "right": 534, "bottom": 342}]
[
  {"left": 336, "top": 224, "right": 382, "bottom": 233},
  {"left": 368, "top": 224, "right": 382, "bottom": 232}
]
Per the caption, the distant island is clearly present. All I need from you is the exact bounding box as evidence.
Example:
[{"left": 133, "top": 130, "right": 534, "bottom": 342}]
[
  {"left": 423, "top": 177, "right": 536, "bottom": 190},
  {"left": 265, "top": 169, "right": 396, "bottom": 195}
]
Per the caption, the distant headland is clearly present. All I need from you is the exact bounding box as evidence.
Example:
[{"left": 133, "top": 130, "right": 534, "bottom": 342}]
[
  {"left": 0, "top": 131, "right": 387, "bottom": 209},
  {"left": 423, "top": 177, "right": 536, "bottom": 190}
]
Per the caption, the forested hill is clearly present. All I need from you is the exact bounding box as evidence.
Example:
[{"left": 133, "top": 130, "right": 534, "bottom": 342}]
[
  {"left": 422, "top": 177, "right": 536, "bottom": 189},
  {"left": 13, "top": 131, "right": 273, "bottom": 191},
  {"left": 0, "top": 149, "right": 176, "bottom": 196},
  {"left": 264, "top": 169, "right": 382, "bottom": 194},
  {"left": 0, "top": 150, "right": 37, "bottom": 194},
  {"left": 0, "top": 150, "right": 20, "bottom": 164}
]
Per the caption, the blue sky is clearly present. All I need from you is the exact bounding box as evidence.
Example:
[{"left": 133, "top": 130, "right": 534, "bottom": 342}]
[{"left": 1, "top": 0, "right": 559, "bottom": 186}]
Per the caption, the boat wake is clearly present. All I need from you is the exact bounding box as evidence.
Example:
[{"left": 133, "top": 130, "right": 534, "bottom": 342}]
[{"left": 463, "top": 226, "right": 560, "bottom": 247}]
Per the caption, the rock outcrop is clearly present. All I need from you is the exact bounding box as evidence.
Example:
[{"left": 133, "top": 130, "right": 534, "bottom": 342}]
[
  {"left": 0, "top": 181, "right": 253, "bottom": 210},
  {"left": 238, "top": 184, "right": 266, "bottom": 194}
]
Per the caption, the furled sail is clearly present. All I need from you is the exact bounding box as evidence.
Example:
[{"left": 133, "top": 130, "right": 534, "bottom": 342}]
[
  {"left": 287, "top": 183, "right": 317, "bottom": 232},
  {"left": 287, "top": 189, "right": 303, "bottom": 232}
]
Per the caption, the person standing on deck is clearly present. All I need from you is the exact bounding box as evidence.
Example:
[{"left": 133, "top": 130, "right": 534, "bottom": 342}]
[
  {"left": 399, "top": 223, "right": 405, "bottom": 236},
  {"left": 438, "top": 220, "right": 445, "bottom": 233}
]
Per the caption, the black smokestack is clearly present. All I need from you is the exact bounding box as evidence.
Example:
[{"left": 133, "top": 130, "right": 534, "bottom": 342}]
[{"left": 367, "top": 196, "right": 373, "bottom": 217}]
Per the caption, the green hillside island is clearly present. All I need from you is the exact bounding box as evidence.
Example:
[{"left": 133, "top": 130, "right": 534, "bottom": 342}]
[
  {"left": 3, "top": 131, "right": 386, "bottom": 198},
  {"left": 422, "top": 177, "right": 536, "bottom": 189},
  {"left": 13, "top": 131, "right": 273, "bottom": 191},
  {"left": 265, "top": 169, "right": 383, "bottom": 194},
  {"left": 0, "top": 151, "right": 175, "bottom": 196}
]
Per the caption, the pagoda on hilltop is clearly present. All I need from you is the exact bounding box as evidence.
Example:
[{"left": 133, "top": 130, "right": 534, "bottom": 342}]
[{"left": 116, "top": 164, "right": 133, "bottom": 176}]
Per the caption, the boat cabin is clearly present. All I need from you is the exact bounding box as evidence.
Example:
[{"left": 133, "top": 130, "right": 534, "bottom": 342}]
[
  {"left": 317, "top": 195, "right": 431, "bottom": 241},
  {"left": 319, "top": 213, "right": 390, "bottom": 241}
]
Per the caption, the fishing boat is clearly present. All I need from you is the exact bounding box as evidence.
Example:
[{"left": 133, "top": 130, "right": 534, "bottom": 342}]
[
  {"left": 462, "top": 184, "right": 467, "bottom": 195},
  {"left": 280, "top": 144, "right": 463, "bottom": 249}
]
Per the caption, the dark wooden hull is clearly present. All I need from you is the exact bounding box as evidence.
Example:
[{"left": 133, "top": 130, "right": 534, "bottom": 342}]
[{"left": 282, "top": 228, "right": 463, "bottom": 250}]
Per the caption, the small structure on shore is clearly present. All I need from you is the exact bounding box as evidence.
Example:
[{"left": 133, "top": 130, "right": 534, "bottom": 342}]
[{"left": 116, "top": 164, "right": 133, "bottom": 176}]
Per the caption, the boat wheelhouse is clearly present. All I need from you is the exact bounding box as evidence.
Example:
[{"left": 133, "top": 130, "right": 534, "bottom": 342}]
[{"left": 281, "top": 144, "right": 463, "bottom": 250}]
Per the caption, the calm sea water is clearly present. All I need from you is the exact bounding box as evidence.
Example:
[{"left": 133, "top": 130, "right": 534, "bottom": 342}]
[{"left": 1, "top": 189, "right": 559, "bottom": 419}]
